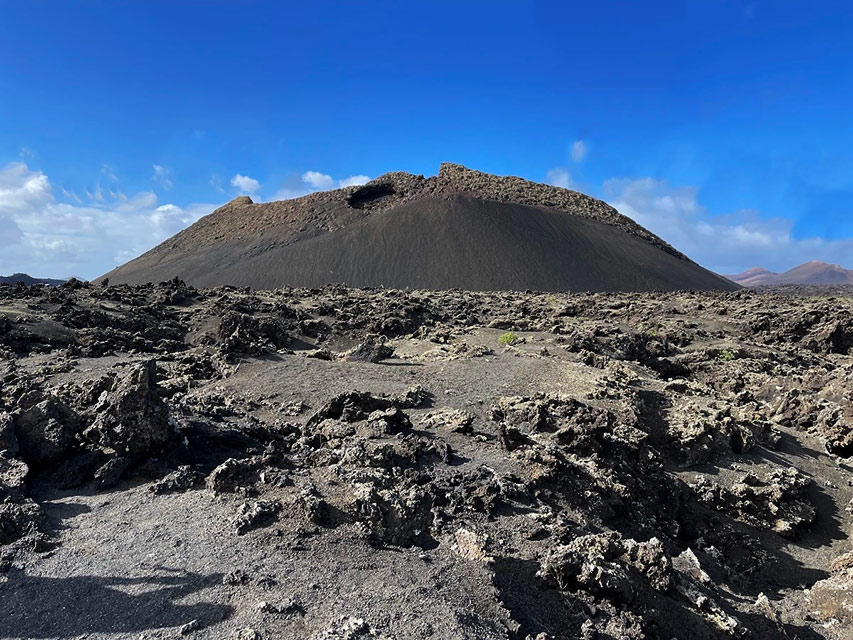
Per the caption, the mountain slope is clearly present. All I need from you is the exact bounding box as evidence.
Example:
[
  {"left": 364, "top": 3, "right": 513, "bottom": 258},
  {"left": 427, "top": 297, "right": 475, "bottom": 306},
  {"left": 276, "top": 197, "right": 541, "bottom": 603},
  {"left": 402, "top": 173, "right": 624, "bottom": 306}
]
[
  {"left": 102, "top": 163, "right": 739, "bottom": 292},
  {"left": 728, "top": 261, "right": 853, "bottom": 286},
  {"left": 0, "top": 273, "right": 66, "bottom": 286}
]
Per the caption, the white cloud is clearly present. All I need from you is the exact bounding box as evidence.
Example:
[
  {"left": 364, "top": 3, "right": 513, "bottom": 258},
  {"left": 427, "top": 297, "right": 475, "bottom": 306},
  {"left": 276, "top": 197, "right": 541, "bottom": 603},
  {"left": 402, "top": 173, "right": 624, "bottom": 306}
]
[
  {"left": 60, "top": 187, "right": 82, "bottom": 204},
  {"left": 152, "top": 164, "right": 173, "bottom": 190},
  {"left": 86, "top": 185, "right": 105, "bottom": 203},
  {"left": 545, "top": 168, "right": 575, "bottom": 190},
  {"left": 108, "top": 187, "right": 128, "bottom": 201},
  {"left": 300, "top": 171, "right": 370, "bottom": 191},
  {"left": 270, "top": 171, "right": 372, "bottom": 201},
  {"left": 0, "top": 162, "right": 219, "bottom": 279},
  {"left": 270, "top": 186, "right": 310, "bottom": 201},
  {"left": 0, "top": 162, "right": 51, "bottom": 211},
  {"left": 338, "top": 175, "right": 371, "bottom": 188},
  {"left": 301, "top": 171, "right": 334, "bottom": 189},
  {"left": 604, "top": 176, "right": 853, "bottom": 273},
  {"left": 0, "top": 209, "right": 23, "bottom": 248},
  {"left": 230, "top": 173, "right": 261, "bottom": 195},
  {"left": 101, "top": 164, "right": 118, "bottom": 181},
  {"left": 571, "top": 140, "right": 587, "bottom": 163}
]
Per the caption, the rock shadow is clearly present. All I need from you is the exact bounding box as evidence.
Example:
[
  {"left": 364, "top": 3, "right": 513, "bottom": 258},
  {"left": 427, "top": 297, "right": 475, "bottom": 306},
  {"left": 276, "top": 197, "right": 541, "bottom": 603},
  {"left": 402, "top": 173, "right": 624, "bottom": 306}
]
[
  {"left": 39, "top": 499, "right": 91, "bottom": 537},
  {"left": 0, "top": 568, "right": 230, "bottom": 638},
  {"left": 491, "top": 556, "right": 580, "bottom": 639}
]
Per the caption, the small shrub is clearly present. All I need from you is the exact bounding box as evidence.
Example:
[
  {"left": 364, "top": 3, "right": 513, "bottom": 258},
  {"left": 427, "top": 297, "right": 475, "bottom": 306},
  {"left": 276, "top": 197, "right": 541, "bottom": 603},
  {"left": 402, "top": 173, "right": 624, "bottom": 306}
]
[
  {"left": 499, "top": 332, "right": 519, "bottom": 346},
  {"left": 718, "top": 348, "right": 736, "bottom": 362}
]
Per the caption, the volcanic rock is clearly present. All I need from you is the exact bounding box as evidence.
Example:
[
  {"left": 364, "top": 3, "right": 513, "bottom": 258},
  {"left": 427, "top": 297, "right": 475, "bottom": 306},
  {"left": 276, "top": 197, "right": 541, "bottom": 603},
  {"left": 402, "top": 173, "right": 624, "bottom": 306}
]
[
  {"left": 233, "top": 499, "right": 282, "bottom": 535},
  {"left": 13, "top": 395, "right": 79, "bottom": 467},
  {"left": 82, "top": 360, "right": 176, "bottom": 464},
  {"left": 2, "top": 280, "right": 852, "bottom": 640}
]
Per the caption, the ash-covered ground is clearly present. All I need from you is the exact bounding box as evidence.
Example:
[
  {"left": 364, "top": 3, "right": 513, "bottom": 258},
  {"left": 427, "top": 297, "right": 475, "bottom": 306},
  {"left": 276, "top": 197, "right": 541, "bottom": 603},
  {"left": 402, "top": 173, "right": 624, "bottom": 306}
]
[{"left": 1, "top": 279, "right": 852, "bottom": 639}]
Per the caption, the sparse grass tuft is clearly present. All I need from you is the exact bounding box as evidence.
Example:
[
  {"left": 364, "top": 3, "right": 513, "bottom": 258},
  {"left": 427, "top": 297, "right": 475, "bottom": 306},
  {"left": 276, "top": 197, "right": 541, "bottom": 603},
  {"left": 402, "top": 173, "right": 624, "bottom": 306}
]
[
  {"left": 498, "top": 331, "right": 519, "bottom": 346},
  {"left": 718, "top": 348, "right": 737, "bottom": 362}
]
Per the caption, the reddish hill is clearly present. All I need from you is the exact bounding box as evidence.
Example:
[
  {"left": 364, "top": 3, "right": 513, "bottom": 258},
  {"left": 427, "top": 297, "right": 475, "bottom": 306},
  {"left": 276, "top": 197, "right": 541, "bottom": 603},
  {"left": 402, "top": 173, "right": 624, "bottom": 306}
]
[{"left": 727, "top": 261, "right": 853, "bottom": 286}]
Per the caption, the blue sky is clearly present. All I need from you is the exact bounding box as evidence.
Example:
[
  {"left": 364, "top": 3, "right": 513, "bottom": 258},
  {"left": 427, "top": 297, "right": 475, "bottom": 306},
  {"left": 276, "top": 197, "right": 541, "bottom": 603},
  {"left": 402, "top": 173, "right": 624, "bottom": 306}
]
[{"left": 1, "top": 1, "right": 852, "bottom": 279}]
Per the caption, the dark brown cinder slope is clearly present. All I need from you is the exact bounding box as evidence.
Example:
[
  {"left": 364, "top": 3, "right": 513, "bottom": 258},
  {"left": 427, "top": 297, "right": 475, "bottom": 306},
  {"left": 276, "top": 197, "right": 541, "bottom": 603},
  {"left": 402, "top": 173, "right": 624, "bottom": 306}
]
[{"left": 101, "top": 163, "right": 739, "bottom": 292}]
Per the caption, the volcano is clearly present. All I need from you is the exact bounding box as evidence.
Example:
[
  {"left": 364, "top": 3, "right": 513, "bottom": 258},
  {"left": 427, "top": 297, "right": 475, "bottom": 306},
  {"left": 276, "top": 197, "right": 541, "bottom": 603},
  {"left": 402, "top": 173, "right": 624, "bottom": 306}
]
[
  {"left": 101, "top": 163, "right": 738, "bottom": 292},
  {"left": 727, "top": 261, "right": 853, "bottom": 286}
]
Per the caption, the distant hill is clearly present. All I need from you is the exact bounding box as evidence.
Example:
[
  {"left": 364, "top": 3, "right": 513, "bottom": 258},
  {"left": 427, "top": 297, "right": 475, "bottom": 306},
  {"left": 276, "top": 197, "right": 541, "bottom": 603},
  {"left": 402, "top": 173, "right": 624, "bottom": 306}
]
[
  {"left": 0, "top": 273, "right": 67, "bottom": 286},
  {"left": 101, "top": 163, "right": 739, "bottom": 293},
  {"left": 726, "top": 261, "right": 853, "bottom": 286}
]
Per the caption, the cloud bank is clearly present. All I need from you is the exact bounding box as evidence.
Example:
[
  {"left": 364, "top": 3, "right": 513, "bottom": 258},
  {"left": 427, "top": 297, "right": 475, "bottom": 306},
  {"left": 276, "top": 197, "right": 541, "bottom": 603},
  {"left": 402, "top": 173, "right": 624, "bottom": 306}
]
[
  {"left": 0, "top": 162, "right": 219, "bottom": 280},
  {"left": 0, "top": 163, "right": 374, "bottom": 280},
  {"left": 604, "top": 177, "right": 853, "bottom": 274}
]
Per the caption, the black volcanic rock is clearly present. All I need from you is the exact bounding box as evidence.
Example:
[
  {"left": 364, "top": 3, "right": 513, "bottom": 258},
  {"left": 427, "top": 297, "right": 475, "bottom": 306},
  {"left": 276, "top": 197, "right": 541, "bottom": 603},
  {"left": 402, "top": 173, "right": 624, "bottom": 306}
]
[
  {"left": 101, "top": 163, "right": 738, "bottom": 292},
  {"left": 1, "top": 282, "right": 852, "bottom": 638}
]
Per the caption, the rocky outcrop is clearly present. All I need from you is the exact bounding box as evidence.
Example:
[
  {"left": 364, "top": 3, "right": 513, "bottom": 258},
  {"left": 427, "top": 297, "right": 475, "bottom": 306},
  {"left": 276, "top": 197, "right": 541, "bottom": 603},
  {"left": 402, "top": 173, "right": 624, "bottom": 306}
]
[
  {"left": 82, "top": 361, "right": 176, "bottom": 465},
  {"left": 13, "top": 396, "right": 80, "bottom": 467}
]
